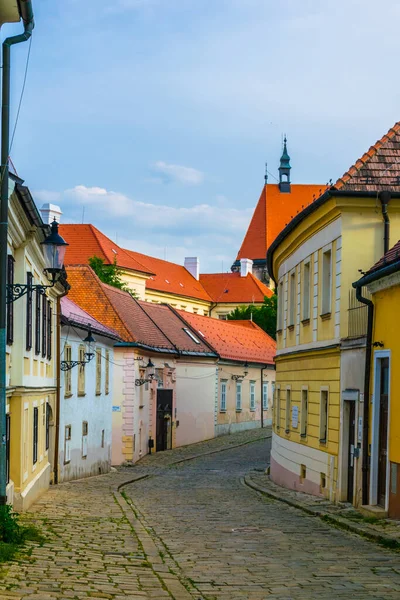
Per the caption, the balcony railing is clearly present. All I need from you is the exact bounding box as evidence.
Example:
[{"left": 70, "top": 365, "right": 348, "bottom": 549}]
[{"left": 347, "top": 287, "right": 371, "bottom": 338}]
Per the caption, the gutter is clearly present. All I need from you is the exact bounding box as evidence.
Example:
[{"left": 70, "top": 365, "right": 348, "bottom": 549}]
[
  {"left": 354, "top": 260, "right": 400, "bottom": 289},
  {"left": 113, "top": 341, "right": 217, "bottom": 358}
]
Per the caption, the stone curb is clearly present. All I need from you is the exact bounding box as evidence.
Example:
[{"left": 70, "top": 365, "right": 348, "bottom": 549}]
[{"left": 244, "top": 473, "right": 400, "bottom": 551}]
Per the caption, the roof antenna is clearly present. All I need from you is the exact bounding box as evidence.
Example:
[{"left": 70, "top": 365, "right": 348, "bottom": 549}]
[
  {"left": 264, "top": 162, "right": 268, "bottom": 184},
  {"left": 81, "top": 206, "right": 85, "bottom": 224}
]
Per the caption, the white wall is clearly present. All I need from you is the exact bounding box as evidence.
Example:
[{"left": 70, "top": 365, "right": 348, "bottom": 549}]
[
  {"left": 59, "top": 329, "right": 114, "bottom": 482},
  {"left": 175, "top": 360, "right": 217, "bottom": 446}
]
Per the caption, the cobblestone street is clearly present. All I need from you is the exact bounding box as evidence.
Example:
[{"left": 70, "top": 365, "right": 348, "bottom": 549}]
[{"left": 1, "top": 430, "right": 400, "bottom": 599}]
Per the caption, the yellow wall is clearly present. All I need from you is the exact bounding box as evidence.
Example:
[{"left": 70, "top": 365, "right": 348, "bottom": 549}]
[
  {"left": 371, "top": 284, "right": 400, "bottom": 463},
  {"left": 211, "top": 301, "right": 265, "bottom": 320}
]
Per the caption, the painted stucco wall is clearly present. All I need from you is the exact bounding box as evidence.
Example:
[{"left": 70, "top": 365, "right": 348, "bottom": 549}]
[
  {"left": 58, "top": 330, "right": 114, "bottom": 482},
  {"left": 175, "top": 360, "right": 217, "bottom": 446}
]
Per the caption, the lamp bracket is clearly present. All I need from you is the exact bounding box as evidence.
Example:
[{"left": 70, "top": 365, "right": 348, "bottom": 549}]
[
  {"left": 135, "top": 374, "right": 155, "bottom": 387},
  {"left": 6, "top": 281, "right": 55, "bottom": 304},
  {"left": 60, "top": 352, "right": 95, "bottom": 372},
  {"left": 231, "top": 374, "right": 245, "bottom": 382}
]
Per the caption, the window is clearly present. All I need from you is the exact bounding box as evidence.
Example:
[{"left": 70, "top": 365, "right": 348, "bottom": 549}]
[
  {"left": 78, "top": 345, "right": 86, "bottom": 396},
  {"left": 45, "top": 403, "right": 50, "bottom": 451},
  {"left": 275, "top": 387, "right": 281, "bottom": 429},
  {"left": 322, "top": 249, "right": 332, "bottom": 315},
  {"left": 64, "top": 425, "right": 71, "bottom": 463},
  {"left": 319, "top": 389, "right": 328, "bottom": 443},
  {"left": 42, "top": 294, "right": 47, "bottom": 358},
  {"left": 302, "top": 261, "right": 311, "bottom": 321},
  {"left": 263, "top": 382, "right": 269, "bottom": 410},
  {"left": 300, "top": 389, "right": 308, "bottom": 437},
  {"left": 33, "top": 407, "right": 38, "bottom": 464},
  {"left": 82, "top": 421, "right": 88, "bottom": 458},
  {"left": 220, "top": 380, "right": 227, "bottom": 412},
  {"left": 35, "top": 288, "right": 41, "bottom": 355},
  {"left": 285, "top": 388, "right": 291, "bottom": 432},
  {"left": 105, "top": 350, "right": 110, "bottom": 395},
  {"left": 64, "top": 346, "right": 72, "bottom": 396},
  {"left": 218, "top": 315, "right": 228, "bottom": 320},
  {"left": 6, "top": 414, "right": 10, "bottom": 484},
  {"left": 236, "top": 382, "right": 242, "bottom": 410},
  {"left": 95, "top": 348, "right": 102, "bottom": 395},
  {"left": 101, "top": 429, "right": 105, "bottom": 449},
  {"left": 277, "top": 281, "right": 284, "bottom": 330},
  {"left": 250, "top": 381, "right": 256, "bottom": 411},
  {"left": 289, "top": 271, "right": 296, "bottom": 326},
  {"left": 6, "top": 256, "right": 14, "bottom": 345},
  {"left": 47, "top": 301, "right": 52, "bottom": 360},
  {"left": 26, "top": 272, "right": 33, "bottom": 350},
  {"left": 183, "top": 327, "right": 201, "bottom": 344}
]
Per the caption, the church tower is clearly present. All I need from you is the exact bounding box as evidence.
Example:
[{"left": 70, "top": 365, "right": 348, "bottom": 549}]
[{"left": 278, "top": 136, "right": 291, "bottom": 193}]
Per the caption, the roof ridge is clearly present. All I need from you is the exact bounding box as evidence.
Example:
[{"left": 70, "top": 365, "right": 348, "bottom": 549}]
[
  {"left": 335, "top": 121, "right": 400, "bottom": 189},
  {"left": 166, "top": 305, "right": 219, "bottom": 355},
  {"left": 137, "top": 301, "right": 181, "bottom": 352},
  {"left": 247, "top": 272, "right": 273, "bottom": 297}
]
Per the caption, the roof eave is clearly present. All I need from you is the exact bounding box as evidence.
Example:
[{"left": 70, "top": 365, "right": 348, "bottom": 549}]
[{"left": 353, "top": 260, "right": 400, "bottom": 289}]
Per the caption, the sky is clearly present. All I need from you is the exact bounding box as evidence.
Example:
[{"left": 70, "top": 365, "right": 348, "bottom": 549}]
[{"left": 3, "top": 0, "right": 400, "bottom": 272}]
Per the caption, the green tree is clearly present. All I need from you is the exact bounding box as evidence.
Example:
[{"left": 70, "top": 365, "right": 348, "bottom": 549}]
[
  {"left": 227, "top": 294, "right": 277, "bottom": 339},
  {"left": 88, "top": 256, "right": 137, "bottom": 297}
]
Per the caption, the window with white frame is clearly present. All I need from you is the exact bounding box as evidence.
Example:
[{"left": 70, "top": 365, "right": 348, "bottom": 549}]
[
  {"left": 78, "top": 345, "right": 86, "bottom": 396},
  {"left": 319, "top": 389, "right": 328, "bottom": 443},
  {"left": 275, "top": 386, "right": 281, "bottom": 429},
  {"left": 220, "top": 380, "right": 227, "bottom": 412},
  {"left": 64, "top": 425, "right": 71, "bottom": 463},
  {"left": 300, "top": 388, "right": 308, "bottom": 437},
  {"left": 277, "top": 280, "right": 284, "bottom": 330},
  {"left": 64, "top": 346, "right": 72, "bottom": 396},
  {"left": 236, "top": 382, "right": 242, "bottom": 410},
  {"left": 95, "top": 348, "right": 102, "bottom": 395},
  {"left": 289, "top": 271, "right": 296, "bottom": 326},
  {"left": 82, "top": 421, "right": 88, "bottom": 458},
  {"left": 302, "top": 260, "right": 311, "bottom": 321},
  {"left": 263, "top": 381, "right": 269, "bottom": 410},
  {"left": 321, "top": 249, "right": 332, "bottom": 315},
  {"left": 250, "top": 381, "right": 256, "bottom": 411},
  {"left": 285, "top": 388, "right": 291, "bottom": 432}
]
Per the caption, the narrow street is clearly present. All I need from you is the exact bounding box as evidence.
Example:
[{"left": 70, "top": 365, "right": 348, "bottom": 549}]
[{"left": 1, "top": 432, "right": 400, "bottom": 599}]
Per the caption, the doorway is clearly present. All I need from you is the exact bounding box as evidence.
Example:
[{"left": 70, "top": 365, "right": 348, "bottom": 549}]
[
  {"left": 347, "top": 401, "right": 356, "bottom": 503},
  {"left": 378, "top": 357, "right": 389, "bottom": 507},
  {"left": 156, "top": 389, "right": 173, "bottom": 452},
  {"left": 371, "top": 352, "right": 390, "bottom": 510}
]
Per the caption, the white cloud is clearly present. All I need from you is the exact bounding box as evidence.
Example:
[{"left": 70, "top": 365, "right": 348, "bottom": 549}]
[{"left": 151, "top": 161, "right": 205, "bottom": 186}]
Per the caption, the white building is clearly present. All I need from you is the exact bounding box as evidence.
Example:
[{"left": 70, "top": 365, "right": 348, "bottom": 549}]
[{"left": 58, "top": 297, "right": 120, "bottom": 482}]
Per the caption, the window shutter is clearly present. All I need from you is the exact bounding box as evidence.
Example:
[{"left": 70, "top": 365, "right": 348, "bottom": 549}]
[
  {"left": 45, "top": 403, "right": 50, "bottom": 450},
  {"left": 26, "top": 272, "right": 33, "bottom": 350},
  {"left": 33, "top": 407, "right": 38, "bottom": 464},
  {"left": 47, "top": 301, "right": 52, "bottom": 360},
  {"left": 6, "top": 256, "right": 14, "bottom": 345},
  {"left": 42, "top": 294, "right": 47, "bottom": 358},
  {"left": 35, "top": 288, "right": 41, "bottom": 355}
]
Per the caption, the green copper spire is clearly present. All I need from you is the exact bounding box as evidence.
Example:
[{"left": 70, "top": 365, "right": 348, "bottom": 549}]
[
  {"left": 279, "top": 135, "right": 291, "bottom": 193},
  {"left": 280, "top": 136, "right": 291, "bottom": 169}
]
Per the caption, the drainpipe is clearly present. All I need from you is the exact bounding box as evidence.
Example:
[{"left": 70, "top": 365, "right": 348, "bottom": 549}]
[
  {"left": 54, "top": 290, "right": 69, "bottom": 485},
  {"left": 379, "top": 191, "right": 391, "bottom": 255},
  {"left": 0, "top": 2, "right": 35, "bottom": 506},
  {"left": 355, "top": 284, "right": 373, "bottom": 506}
]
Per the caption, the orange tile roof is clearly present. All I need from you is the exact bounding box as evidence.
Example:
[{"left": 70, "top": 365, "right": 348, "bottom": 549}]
[
  {"left": 65, "top": 266, "right": 134, "bottom": 341},
  {"left": 179, "top": 311, "right": 276, "bottom": 365},
  {"left": 335, "top": 122, "right": 400, "bottom": 192},
  {"left": 124, "top": 250, "right": 212, "bottom": 302},
  {"left": 59, "top": 224, "right": 153, "bottom": 275},
  {"left": 236, "top": 183, "right": 326, "bottom": 262},
  {"left": 199, "top": 272, "right": 273, "bottom": 303}
]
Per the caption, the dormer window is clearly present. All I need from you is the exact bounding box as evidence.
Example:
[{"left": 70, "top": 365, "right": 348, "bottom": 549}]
[{"left": 183, "top": 328, "right": 201, "bottom": 344}]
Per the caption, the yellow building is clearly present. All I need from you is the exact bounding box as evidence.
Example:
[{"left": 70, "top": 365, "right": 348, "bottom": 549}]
[
  {"left": 354, "top": 237, "right": 400, "bottom": 518},
  {"left": 267, "top": 121, "right": 400, "bottom": 505},
  {"left": 58, "top": 223, "right": 272, "bottom": 317},
  {"left": 6, "top": 180, "right": 68, "bottom": 510}
]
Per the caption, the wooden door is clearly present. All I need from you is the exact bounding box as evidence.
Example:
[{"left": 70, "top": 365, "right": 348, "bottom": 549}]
[
  {"left": 378, "top": 358, "right": 389, "bottom": 507},
  {"left": 347, "top": 401, "right": 356, "bottom": 503},
  {"left": 156, "top": 390, "right": 173, "bottom": 452}
]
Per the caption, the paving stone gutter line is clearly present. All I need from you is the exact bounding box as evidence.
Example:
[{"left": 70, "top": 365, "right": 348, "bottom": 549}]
[{"left": 244, "top": 472, "right": 400, "bottom": 551}]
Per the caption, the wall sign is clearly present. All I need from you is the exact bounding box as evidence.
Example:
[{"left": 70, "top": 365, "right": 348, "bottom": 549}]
[
  {"left": 292, "top": 406, "right": 299, "bottom": 428},
  {"left": 112, "top": 406, "right": 121, "bottom": 412}
]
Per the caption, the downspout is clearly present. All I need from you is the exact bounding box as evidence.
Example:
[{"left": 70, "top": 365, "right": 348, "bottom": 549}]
[
  {"left": 379, "top": 191, "right": 391, "bottom": 255},
  {"left": 355, "top": 285, "right": 373, "bottom": 506},
  {"left": 54, "top": 290, "right": 69, "bottom": 485},
  {"left": 0, "top": 2, "right": 34, "bottom": 505}
]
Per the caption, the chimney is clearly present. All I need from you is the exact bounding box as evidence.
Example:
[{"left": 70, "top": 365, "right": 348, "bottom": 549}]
[
  {"left": 184, "top": 257, "right": 200, "bottom": 280},
  {"left": 240, "top": 258, "right": 253, "bottom": 277},
  {"left": 40, "top": 203, "right": 62, "bottom": 224}
]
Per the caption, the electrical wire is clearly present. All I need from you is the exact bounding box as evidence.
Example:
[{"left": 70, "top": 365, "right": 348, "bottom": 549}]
[{"left": 9, "top": 35, "right": 32, "bottom": 156}]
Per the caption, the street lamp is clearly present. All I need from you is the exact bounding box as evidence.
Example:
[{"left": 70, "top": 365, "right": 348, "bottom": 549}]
[
  {"left": 231, "top": 361, "right": 249, "bottom": 382},
  {"left": 135, "top": 358, "right": 156, "bottom": 386},
  {"left": 60, "top": 325, "right": 96, "bottom": 372},
  {"left": 7, "top": 219, "right": 68, "bottom": 303}
]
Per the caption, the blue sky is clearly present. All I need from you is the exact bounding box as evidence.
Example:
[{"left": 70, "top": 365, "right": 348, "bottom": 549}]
[{"left": 4, "top": 0, "right": 400, "bottom": 271}]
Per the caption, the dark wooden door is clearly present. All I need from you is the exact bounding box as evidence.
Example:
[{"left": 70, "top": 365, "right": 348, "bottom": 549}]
[
  {"left": 156, "top": 389, "right": 173, "bottom": 452},
  {"left": 347, "top": 401, "right": 356, "bottom": 503},
  {"left": 378, "top": 358, "right": 389, "bottom": 507}
]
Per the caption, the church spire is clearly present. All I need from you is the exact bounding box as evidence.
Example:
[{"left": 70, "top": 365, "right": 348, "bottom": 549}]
[{"left": 279, "top": 135, "right": 291, "bottom": 193}]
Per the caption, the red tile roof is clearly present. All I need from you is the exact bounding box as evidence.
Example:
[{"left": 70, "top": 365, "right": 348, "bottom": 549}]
[
  {"left": 60, "top": 224, "right": 153, "bottom": 275},
  {"left": 61, "top": 296, "right": 121, "bottom": 340},
  {"left": 366, "top": 240, "right": 400, "bottom": 275},
  {"left": 199, "top": 272, "right": 273, "bottom": 303},
  {"left": 124, "top": 250, "right": 212, "bottom": 302},
  {"left": 179, "top": 311, "right": 276, "bottom": 365},
  {"left": 335, "top": 122, "right": 400, "bottom": 192},
  {"left": 236, "top": 183, "right": 325, "bottom": 262}
]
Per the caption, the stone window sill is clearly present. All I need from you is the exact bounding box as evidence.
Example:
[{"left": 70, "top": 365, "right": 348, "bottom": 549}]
[
  {"left": 320, "top": 312, "right": 331, "bottom": 321},
  {"left": 288, "top": 324, "right": 294, "bottom": 331},
  {"left": 301, "top": 318, "right": 310, "bottom": 325}
]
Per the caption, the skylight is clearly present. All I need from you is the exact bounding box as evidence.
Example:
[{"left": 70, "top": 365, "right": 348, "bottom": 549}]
[
  {"left": 183, "top": 328, "right": 201, "bottom": 344},
  {"left": 165, "top": 279, "right": 170, "bottom": 284}
]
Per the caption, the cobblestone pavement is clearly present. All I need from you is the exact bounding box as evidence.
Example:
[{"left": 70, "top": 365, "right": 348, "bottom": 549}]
[{"left": 125, "top": 439, "right": 400, "bottom": 600}]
